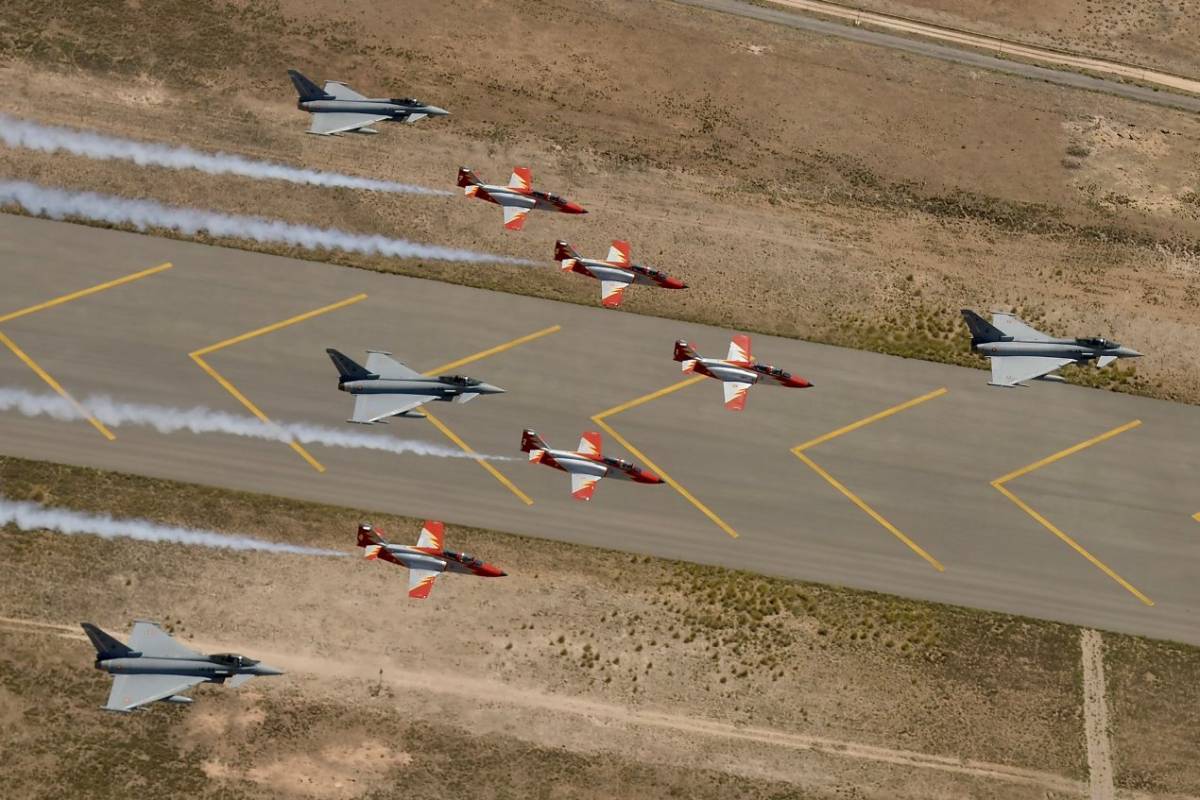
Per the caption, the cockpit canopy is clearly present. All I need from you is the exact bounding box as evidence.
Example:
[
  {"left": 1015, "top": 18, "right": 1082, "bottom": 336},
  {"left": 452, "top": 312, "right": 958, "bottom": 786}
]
[
  {"left": 391, "top": 97, "right": 422, "bottom": 106},
  {"left": 1078, "top": 337, "right": 1116, "bottom": 349},
  {"left": 445, "top": 550, "right": 480, "bottom": 565},
  {"left": 757, "top": 364, "right": 789, "bottom": 378},
  {"left": 602, "top": 456, "right": 632, "bottom": 470},
  {"left": 439, "top": 375, "right": 481, "bottom": 387},
  {"left": 210, "top": 653, "right": 258, "bottom": 668}
]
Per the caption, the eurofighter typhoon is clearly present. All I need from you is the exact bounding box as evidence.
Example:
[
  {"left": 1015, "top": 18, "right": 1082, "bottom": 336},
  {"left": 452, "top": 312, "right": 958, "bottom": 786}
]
[
  {"left": 961, "top": 310, "right": 1142, "bottom": 387},
  {"left": 82, "top": 621, "right": 282, "bottom": 712},
  {"left": 288, "top": 70, "right": 448, "bottom": 135},
  {"left": 327, "top": 348, "right": 504, "bottom": 423}
]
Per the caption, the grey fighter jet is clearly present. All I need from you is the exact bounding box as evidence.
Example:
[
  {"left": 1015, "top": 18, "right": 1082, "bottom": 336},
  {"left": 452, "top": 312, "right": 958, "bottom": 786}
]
[
  {"left": 961, "top": 310, "right": 1142, "bottom": 387},
  {"left": 327, "top": 348, "right": 505, "bottom": 424},
  {"left": 82, "top": 621, "right": 283, "bottom": 712},
  {"left": 288, "top": 70, "right": 449, "bottom": 136}
]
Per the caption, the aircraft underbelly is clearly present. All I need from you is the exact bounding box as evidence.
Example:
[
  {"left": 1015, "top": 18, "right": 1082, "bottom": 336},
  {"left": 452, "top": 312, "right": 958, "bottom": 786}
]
[{"left": 555, "top": 457, "right": 607, "bottom": 478}]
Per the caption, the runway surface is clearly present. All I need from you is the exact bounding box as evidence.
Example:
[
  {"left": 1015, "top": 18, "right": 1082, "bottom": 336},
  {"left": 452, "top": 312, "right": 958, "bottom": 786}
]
[
  {"left": 1, "top": 215, "right": 1197, "bottom": 643},
  {"left": 673, "top": 0, "right": 1200, "bottom": 114}
]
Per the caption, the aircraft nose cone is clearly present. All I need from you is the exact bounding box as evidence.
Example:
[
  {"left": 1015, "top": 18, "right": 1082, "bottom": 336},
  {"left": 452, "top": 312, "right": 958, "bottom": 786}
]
[
  {"left": 255, "top": 664, "right": 285, "bottom": 676},
  {"left": 791, "top": 377, "right": 813, "bottom": 388},
  {"left": 480, "top": 383, "right": 506, "bottom": 394},
  {"left": 1122, "top": 347, "right": 1143, "bottom": 358},
  {"left": 664, "top": 277, "right": 687, "bottom": 290},
  {"left": 425, "top": 106, "right": 450, "bottom": 116},
  {"left": 482, "top": 563, "right": 506, "bottom": 577},
  {"left": 563, "top": 201, "right": 588, "bottom": 214}
]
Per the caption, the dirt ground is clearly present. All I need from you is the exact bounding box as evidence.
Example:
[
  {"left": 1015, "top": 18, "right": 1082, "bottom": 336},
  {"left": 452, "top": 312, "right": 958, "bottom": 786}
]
[
  {"left": 1, "top": 0, "right": 1199, "bottom": 402},
  {"left": 0, "top": 454, "right": 1129, "bottom": 798},
  {"left": 844, "top": 0, "right": 1200, "bottom": 78},
  {"left": 3, "top": 455, "right": 1199, "bottom": 798}
]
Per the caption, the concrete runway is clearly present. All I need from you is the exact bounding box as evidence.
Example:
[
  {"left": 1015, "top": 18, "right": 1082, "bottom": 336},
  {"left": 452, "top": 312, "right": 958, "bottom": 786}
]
[
  {"left": 673, "top": 0, "right": 1200, "bottom": 114},
  {"left": 1, "top": 215, "right": 1197, "bottom": 643}
]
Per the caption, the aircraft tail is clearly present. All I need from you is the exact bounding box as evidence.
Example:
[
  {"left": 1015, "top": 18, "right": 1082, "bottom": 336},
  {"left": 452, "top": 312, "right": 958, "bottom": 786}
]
[
  {"left": 356, "top": 523, "right": 387, "bottom": 548},
  {"left": 554, "top": 240, "right": 581, "bottom": 262},
  {"left": 81, "top": 623, "right": 134, "bottom": 659},
  {"left": 673, "top": 339, "right": 699, "bottom": 363},
  {"left": 520, "top": 429, "right": 549, "bottom": 453},
  {"left": 326, "top": 348, "right": 374, "bottom": 382},
  {"left": 457, "top": 167, "right": 482, "bottom": 188},
  {"left": 288, "top": 69, "right": 330, "bottom": 101},
  {"left": 960, "top": 310, "right": 1007, "bottom": 343}
]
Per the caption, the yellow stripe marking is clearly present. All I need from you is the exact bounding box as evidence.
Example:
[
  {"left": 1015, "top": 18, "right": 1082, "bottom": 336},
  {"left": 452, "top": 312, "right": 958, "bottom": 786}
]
[
  {"left": 593, "top": 375, "right": 706, "bottom": 420},
  {"left": 593, "top": 417, "right": 737, "bottom": 538},
  {"left": 191, "top": 294, "right": 368, "bottom": 356},
  {"left": 592, "top": 376, "right": 737, "bottom": 539},
  {"left": 422, "top": 325, "right": 561, "bottom": 377},
  {"left": 0, "top": 262, "right": 173, "bottom": 325},
  {"left": 992, "top": 421, "right": 1151, "bottom": 606},
  {"left": 794, "top": 387, "right": 948, "bottom": 452},
  {"left": 992, "top": 420, "right": 1142, "bottom": 485},
  {"left": 794, "top": 450, "right": 942, "bottom": 570},
  {"left": 417, "top": 327, "right": 561, "bottom": 505},
  {"left": 423, "top": 410, "right": 533, "bottom": 506},
  {"left": 189, "top": 294, "right": 368, "bottom": 473},
  {"left": 0, "top": 262, "right": 174, "bottom": 440},
  {"left": 0, "top": 330, "right": 115, "bottom": 440},
  {"left": 792, "top": 388, "right": 947, "bottom": 571},
  {"left": 1193, "top": 512, "right": 1200, "bottom": 523}
]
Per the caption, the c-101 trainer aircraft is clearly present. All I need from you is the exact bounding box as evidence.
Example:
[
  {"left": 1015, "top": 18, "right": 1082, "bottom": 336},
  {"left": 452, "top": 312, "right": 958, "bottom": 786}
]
[
  {"left": 288, "top": 69, "right": 449, "bottom": 135},
  {"left": 327, "top": 348, "right": 505, "bottom": 423},
  {"left": 356, "top": 521, "right": 506, "bottom": 599},
  {"left": 673, "top": 335, "right": 813, "bottom": 411},
  {"left": 521, "top": 429, "right": 662, "bottom": 500},
  {"left": 961, "top": 310, "right": 1142, "bottom": 387},
  {"left": 82, "top": 621, "right": 283, "bottom": 712},
  {"left": 458, "top": 166, "right": 587, "bottom": 230},
  {"left": 554, "top": 240, "right": 687, "bottom": 308}
]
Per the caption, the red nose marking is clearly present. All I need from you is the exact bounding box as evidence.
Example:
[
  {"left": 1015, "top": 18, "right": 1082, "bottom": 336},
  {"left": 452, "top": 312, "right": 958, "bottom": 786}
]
[
  {"left": 562, "top": 201, "right": 588, "bottom": 214},
  {"left": 663, "top": 277, "right": 687, "bottom": 289}
]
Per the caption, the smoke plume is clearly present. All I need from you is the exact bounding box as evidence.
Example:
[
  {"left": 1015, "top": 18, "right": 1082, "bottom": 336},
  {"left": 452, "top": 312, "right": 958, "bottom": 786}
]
[
  {"left": 0, "top": 113, "right": 449, "bottom": 195},
  {"left": 0, "top": 388, "right": 511, "bottom": 461},
  {"left": 0, "top": 499, "right": 344, "bottom": 556},
  {"left": 0, "top": 181, "right": 532, "bottom": 265}
]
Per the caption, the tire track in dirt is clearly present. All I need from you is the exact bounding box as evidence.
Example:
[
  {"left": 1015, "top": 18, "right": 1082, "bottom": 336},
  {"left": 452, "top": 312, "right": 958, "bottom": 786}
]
[
  {"left": 1, "top": 616, "right": 1083, "bottom": 794},
  {"left": 1081, "top": 629, "right": 1116, "bottom": 800}
]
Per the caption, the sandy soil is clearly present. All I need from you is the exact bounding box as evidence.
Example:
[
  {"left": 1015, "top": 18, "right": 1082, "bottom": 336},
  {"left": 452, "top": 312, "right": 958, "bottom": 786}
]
[
  {"left": 0, "top": 0, "right": 1199, "bottom": 402},
  {"left": 843, "top": 0, "right": 1200, "bottom": 78},
  {"left": 0, "top": 456, "right": 1112, "bottom": 799}
]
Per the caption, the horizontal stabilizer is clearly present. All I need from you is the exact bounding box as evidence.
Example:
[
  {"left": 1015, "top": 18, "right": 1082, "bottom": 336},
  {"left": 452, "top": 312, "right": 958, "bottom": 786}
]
[
  {"left": 351, "top": 393, "right": 433, "bottom": 424},
  {"left": 364, "top": 351, "right": 422, "bottom": 380},
  {"left": 989, "top": 355, "right": 1074, "bottom": 387},
  {"left": 308, "top": 112, "right": 389, "bottom": 136},
  {"left": 405, "top": 113, "right": 427, "bottom": 124},
  {"left": 1096, "top": 355, "right": 1118, "bottom": 368}
]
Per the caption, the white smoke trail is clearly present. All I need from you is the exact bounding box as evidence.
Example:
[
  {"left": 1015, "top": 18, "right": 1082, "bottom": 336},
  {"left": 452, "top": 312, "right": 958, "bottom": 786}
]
[
  {"left": 0, "top": 113, "right": 450, "bottom": 196},
  {"left": 0, "top": 181, "right": 532, "bottom": 265},
  {"left": 0, "top": 388, "right": 512, "bottom": 461},
  {"left": 0, "top": 499, "right": 344, "bottom": 556}
]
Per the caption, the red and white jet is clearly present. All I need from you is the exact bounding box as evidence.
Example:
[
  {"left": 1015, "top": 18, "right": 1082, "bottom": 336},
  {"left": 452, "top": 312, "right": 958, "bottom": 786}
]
[
  {"left": 673, "top": 335, "right": 812, "bottom": 411},
  {"left": 356, "top": 520, "right": 505, "bottom": 599},
  {"left": 520, "top": 429, "right": 662, "bottom": 501},
  {"left": 458, "top": 166, "right": 587, "bottom": 231},
  {"left": 554, "top": 240, "right": 687, "bottom": 308}
]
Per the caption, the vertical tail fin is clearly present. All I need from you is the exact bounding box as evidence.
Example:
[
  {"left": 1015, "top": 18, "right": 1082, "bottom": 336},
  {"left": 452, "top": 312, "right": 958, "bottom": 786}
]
[
  {"left": 81, "top": 623, "right": 134, "bottom": 658},
  {"left": 960, "top": 310, "right": 1007, "bottom": 343},
  {"left": 326, "top": 349, "right": 374, "bottom": 382},
  {"left": 673, "top": 340, "right": 699, "bottom": 362},
  {"left": 287, "top": 70, "right": 329, "bottom": 101},
  {"left": 520, "top": 429, "right": 548, "bottom": 453},
  {"left": 457, "top": 167, "right": 482, "bottom": 188},
  {"left": 554, "top": 241, "right": 581, "bottom": 262},
  {"left": 356, "top": 523, "right": 386, "bottom": 548}
]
